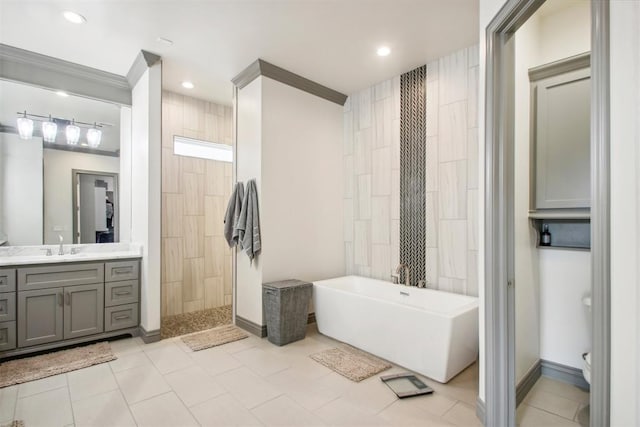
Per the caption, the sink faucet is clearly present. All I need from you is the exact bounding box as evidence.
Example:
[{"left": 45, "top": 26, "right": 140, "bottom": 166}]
[
  {"left": 395, "top": 263, "right": 411, "bottom": 286},
  {"left": 58, "top": 234, "right": 64, "bottom": 256}
]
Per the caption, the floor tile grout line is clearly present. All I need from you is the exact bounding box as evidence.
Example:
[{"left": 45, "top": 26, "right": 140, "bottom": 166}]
[
  {"left": 523, "top": 402, "right": 582, "bottom": 423},
  {"left": 64, "top": 374, "right": 76, "bottom": 427}
]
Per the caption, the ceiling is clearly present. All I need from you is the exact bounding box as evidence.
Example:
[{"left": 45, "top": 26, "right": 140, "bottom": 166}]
[
  {"left": 0, "top": 80, "right": 121, "bottom": 152},
  {"left": 0, "top": 0, "right": 478, "bottom": 106}
]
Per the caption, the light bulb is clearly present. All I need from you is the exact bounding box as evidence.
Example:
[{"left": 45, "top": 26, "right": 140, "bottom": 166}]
[
  {"left": 42, "top": 116, "right": 58, "bottom": 143},
  {"left": 87, "top": 126, "right": 102, "bottom": 148},
  {"left": 66, "top": 120, "right": 80, "bottom": 145},
  {"left": 16, "top": 111, "right": 34, "bottom": 140}
]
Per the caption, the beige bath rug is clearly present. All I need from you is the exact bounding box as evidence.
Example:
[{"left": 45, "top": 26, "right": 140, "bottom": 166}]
[
  {"left": 181, "top": 324, "right": 249, "bottom": 351},
  {"left": 310, "top": 345, "right": 392, "bottom": 382},
  {"left": 2, "top": 421, "right": 25, "bottom": 427},
  {"left": 0, "top": 342, "right": 116, "bottom": 388}
]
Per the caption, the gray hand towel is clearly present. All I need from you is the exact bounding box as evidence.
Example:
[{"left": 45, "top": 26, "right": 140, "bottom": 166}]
[
  {"left": 224, "top": 182, "right": 245, "bottom": 248},
  {"left": 236, "top": 179, "right": 261, "bottom": 262}
]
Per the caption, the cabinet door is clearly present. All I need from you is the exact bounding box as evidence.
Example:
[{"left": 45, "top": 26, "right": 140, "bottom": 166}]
[
  {"left": 64, "top": 284, "right": 104, "bottom": 340},
  {"left": 534, "top": 68, "right": 591, "bottom": 209},
  {"left": 18, "top": 288, "right": 64, "bottom": 347}
]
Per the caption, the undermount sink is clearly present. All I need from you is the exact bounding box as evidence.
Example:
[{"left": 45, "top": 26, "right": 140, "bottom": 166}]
[{"left": 0, "top": 243, "right": 142, "bottom": 266}]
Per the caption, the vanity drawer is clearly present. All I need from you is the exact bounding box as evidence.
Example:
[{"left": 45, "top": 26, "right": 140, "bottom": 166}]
[
  {"left": 0, "top": 321, "right": 16, "bottom": 351},
  {"left": 18, "top": 263, "right": 104, "bottom": 291},
  {"left": 105, "top": 303, "right": 138, "bottom": 331},
  {"left": 105, "top": 261, "right": 139, "bottom": 283},
  {"left": 0, "top": 293, "right": 16, "bottom": 322},
  {"left": 0, "top": 269, "right": 16, "bottom": 293},
  {"left": 105, "top": 280, "right": 139, "bottom": 307}
]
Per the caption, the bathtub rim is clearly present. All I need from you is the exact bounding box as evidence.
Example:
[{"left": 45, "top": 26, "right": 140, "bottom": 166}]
[{"left": 313, "top": 275, "right": 478, "bottom": 318}]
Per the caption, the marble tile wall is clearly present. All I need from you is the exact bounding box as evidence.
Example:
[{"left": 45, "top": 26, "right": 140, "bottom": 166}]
[
  {"left": 344, "top": 45, "right": 479, "bottom": 296},
  {"left": 161, "top": 91, "right": 234, "bottom": 317}
]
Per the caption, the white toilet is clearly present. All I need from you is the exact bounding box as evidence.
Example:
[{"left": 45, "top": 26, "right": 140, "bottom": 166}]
[{"left": 582, "top": 296, "right": 592, "bottom": 385}]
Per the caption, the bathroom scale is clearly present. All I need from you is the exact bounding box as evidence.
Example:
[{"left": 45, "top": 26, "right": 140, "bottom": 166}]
[{"left": 380, "top": 373, "right": 434, "bottom": 398}]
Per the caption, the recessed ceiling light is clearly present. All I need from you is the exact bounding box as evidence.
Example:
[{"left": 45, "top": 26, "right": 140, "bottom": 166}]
[
  {"left": 63, "top": 11, "right": 86, "bottom": 24},
  {"left": 377, "top": 46, "right": 391, "bottom": 57},
  {"left": 182, "top": 81, "right": 194, "bottom": 89},
  {"left": 157, "top": 37, "right": 174, "bottom": 46},
  {"left": 56, "top": 91, "right": 69, "bottom": 97}
]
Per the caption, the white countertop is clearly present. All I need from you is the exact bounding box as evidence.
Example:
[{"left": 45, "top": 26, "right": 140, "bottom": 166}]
[{"left": 0, "top": 243, "right": 142, "bottom": 267}]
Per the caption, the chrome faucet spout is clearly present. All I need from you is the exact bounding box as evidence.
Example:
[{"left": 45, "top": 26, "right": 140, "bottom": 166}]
[
  {"left": 58, "top": 234, "right": 64, "bottom": 256},
  {"left": 395, "top": 263, "right": 411, "bottom": 286}
]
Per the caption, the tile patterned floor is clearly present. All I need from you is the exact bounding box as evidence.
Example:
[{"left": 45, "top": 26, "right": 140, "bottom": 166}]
[
  {"left": 0, "top": 324, "right": 481, "bottom": 427},
  {"left": 517, "top": 376, "right": 590, "bottom": 426}
]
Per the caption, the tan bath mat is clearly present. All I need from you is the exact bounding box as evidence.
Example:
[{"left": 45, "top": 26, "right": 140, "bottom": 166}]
[
  {"left": 0, "top": 342, "right": 116, "bottom": 388},
  {"left": 310, "top": 345, "right": 392, "bottom": 382},
  {"left": 181, "top": 324, "right": 249, "bottom": 351}
]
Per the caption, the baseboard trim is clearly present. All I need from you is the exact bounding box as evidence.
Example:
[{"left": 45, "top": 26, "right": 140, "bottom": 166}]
[
  {"left": 516, "top": 360, "right": 542, "bottom": 406},
  {"left": 235, "top": 315, "right": 267, "bottom": 338},
  {"left": 476, "top": 396, "right": 486, "bottom": 425},
  {"left": 541, "top": 359, "right": 590, "bottom": 391},
  {"left": 139, "top": 326, "right": 161, "bottom": 344}
]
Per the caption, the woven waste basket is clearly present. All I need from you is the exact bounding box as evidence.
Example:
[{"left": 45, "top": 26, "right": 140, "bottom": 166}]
[{"left": 262, "top": 279, "right": 312, "bottom": 346}]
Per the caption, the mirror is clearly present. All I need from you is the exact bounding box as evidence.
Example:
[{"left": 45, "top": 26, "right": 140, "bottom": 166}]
[{"left": 0, "top": 79, "right": 125, "bottom": 246}]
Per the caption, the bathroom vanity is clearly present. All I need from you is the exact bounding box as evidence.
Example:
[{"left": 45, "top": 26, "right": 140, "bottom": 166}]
[{"left": 0, "top": 244, "right": 142, "bottom": 358}]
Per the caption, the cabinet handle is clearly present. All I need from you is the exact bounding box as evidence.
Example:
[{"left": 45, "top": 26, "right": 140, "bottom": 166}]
[
  {"left": 114, "top": 290, "right": 131, "bottom": 296},
  {"left": 65, "top": 292, "right": 70, "bottom": 306},
  {"left": 113, "top": 267, "right": 131, "bottom": 275},
  {"left": 58, "top": 293, "right": 64, "bottom": 306},
  {"left": 0, "top": 278, "right": 5, "bottom": 285},
  {"left": 114, "top": 314, "right": 130, "bottom": 320}
]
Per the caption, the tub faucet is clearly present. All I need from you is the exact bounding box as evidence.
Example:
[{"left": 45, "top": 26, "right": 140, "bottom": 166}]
[
  {"left": 395, "top": 263, "right": 411, "bottom": 286},
  {"left": 58, "top": 234, "right": 64, "bottom": 256}
]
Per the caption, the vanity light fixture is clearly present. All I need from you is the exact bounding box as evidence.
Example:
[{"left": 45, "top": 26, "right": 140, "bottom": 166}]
[
  {"left": 65, "top": 119, "right": 81, "bottom": 145},
  {"left": 181, "top": 81, "right": 194, "bottom": 89},
  {"left": 16, "top": 111, "right": 34, "bottom": 140},
  {"left": 377, "top": 46, "right": 391, "bottom": 57},
  {"left": 41, "top": 115, "right": 58, "bottom": 143},
  {"left": 86, "top": 123, "right": 102, "bottom": 148},
  {"left": 63, "top": 11, "right": 86, "bottom": 24}
]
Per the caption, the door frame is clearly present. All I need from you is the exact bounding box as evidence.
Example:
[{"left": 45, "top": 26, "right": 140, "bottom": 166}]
[
  {"left": 484, "top": 0, "right": 610, "bottom": 426},
  {"left": 72, "top": 169, "right": 120, "bottom": 244}
]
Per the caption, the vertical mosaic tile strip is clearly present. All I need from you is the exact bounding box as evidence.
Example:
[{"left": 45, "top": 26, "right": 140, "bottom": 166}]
[{"left": 399, "top": 66, "right": 427, "bottom": 285}]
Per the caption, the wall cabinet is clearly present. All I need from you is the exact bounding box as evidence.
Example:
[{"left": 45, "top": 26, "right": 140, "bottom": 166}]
[
  {"left": 1, "top": 258, "right": 139, "bottom": 358},
  {"left": 530, "top": 53, "right": 591, "bottom": 212}
]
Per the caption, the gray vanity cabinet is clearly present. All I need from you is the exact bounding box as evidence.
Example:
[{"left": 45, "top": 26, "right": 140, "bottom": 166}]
[
  {"left": 64, "top": 283, "right": 104, "bottom": 339},
  {"left": 2, "top": 259, "right": 139, "bottom": 357},
  {"left": 18, "top": 288, "right": 64, "bottom": 347}
]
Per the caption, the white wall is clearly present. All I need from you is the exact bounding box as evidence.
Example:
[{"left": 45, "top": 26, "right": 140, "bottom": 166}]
[
  {"left": 130, "top": 64, "right": 162, "bottom": 333},
  {"left": 234, "top": 75, "right": 345, "bottom": 327},
  {"left": 539, "top": 250, "right": 591, "bottom": 367},
  {"left": 610, "top": 1, "right": 640, "bottom": 425},
  {"left": 261, "top": 77, "right": 344, "bottom": 284},
  {"left": 236, "top": 77, "right": 263, "bottom": 326},
  {"left": 0, "top": 133, "right": 43, "bottom": 245},
  {"left": 42, "top": 149, "right": 119, "bottom": 245}
]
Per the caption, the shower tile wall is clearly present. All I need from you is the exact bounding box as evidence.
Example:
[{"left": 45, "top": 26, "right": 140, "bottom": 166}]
[
  {"left": 344, "top": 77, "right": 401, "bottom": 279},
  {"left": 161, "top": 91, "right": 234, "bottom": 316},
  {"left": 343, "top": 45, "right": 479, "bottom": 296}
]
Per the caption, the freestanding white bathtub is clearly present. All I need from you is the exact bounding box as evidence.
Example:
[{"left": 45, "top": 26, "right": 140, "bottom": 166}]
[{"left": 313, "top": 275, "right": 479, "bottom": 383}]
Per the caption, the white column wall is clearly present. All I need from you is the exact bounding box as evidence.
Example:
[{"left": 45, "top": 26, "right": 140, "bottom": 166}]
[{"left": 130, "top": 64, "right": 162, "bottom": 333}]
